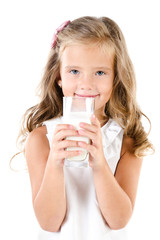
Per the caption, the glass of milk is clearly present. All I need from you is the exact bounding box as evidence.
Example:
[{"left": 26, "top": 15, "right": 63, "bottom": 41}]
[{"left": 63, "top": 96, "right": 95, "bottom": 162}]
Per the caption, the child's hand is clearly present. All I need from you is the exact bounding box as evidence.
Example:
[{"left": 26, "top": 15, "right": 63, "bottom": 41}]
[
  {"left": 78, "top": 114, "right": 106, "bottom": 170},
  {"left": 49, "top": 124, "right": 81, "bottom": 167}
]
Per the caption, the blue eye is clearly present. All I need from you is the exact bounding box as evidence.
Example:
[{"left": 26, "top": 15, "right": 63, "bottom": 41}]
[
  {"left": 96, "top": 71, "right": 105, "bottom": 76},
  {"left": 70, "top": 69, "right": 79, "bottom": 75}
]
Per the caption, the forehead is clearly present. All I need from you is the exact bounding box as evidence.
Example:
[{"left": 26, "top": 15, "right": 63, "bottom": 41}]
[{"left": 60, "top": 43, "right": 115, "bottom": 68}]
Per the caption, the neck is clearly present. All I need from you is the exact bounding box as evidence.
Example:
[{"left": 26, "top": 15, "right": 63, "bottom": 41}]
[{"left": 95, "top": 110, "right": 109, "bottom": 127}]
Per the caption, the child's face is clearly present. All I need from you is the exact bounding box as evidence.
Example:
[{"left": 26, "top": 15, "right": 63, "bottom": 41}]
[{"left": 59, "top": 44, "right": 114, "bottom": 120}]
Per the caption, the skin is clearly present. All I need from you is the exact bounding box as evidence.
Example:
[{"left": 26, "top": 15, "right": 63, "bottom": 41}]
[
  {"left": 25, "top": 44, "right": 143, "bottom": 232},
  {"left": 59, "top": 44, "right": 114, "bottom": 124}
]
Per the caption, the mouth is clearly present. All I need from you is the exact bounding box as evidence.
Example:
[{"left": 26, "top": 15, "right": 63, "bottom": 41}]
[{"left": 75, "top": 93, "right": 99, "bottom": 98}]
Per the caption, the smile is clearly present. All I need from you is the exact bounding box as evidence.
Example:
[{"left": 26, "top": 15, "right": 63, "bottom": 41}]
[{"left": 75, "top": 93, "right": 99, "bottom": 98}]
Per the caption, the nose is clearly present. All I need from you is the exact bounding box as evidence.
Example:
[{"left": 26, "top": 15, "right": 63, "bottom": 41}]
[{"left": 78, "top": 74, "right": 94, "bottom": 90}]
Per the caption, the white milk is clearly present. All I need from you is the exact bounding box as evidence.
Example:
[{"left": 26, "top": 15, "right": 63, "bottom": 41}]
[{"left": 64, "top": 112, "right": 91, "bottom": 161}]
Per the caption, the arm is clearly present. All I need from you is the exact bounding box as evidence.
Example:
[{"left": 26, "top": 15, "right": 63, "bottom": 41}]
[
  {"left": 25, "top": 124, "right": 80, "bottom": 232},
  {"left": 78, "top": 115, "right": 143, "bottom": 230},
  {"left": 92, "top": 136, "right": 142, "bottom": 229}
]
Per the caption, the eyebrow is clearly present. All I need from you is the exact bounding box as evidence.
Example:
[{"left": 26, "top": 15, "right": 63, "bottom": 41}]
[
  {"left": 65, "top": 66, "right": 82, "bottom": 70},
  {"left": 64, "top": 66, "right": 112, "bottom": 71}
]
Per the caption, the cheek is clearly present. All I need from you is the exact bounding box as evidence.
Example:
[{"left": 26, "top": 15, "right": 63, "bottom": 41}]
[
  {"left": 61, "top": 80, "right": 76, "bottom": 95},
  {"left": 63, "top": 79, "right": 75, "bottom": 88},
  {"left": 100, "top": 82, "right": 113, "bottom": 95}
]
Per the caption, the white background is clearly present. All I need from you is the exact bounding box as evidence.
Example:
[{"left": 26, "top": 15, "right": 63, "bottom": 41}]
[{"left": 0, "top": 0, "right": 160, "bottom": 239}]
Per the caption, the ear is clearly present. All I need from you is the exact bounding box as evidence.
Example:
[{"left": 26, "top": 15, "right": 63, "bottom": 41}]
[{"left": 57, "top": 80, "right": 62, "bottom": 87}]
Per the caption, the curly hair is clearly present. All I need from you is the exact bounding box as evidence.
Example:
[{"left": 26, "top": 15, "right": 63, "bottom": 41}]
[{"left": 18, "top": 16, "right": 154, "bottom": 158}]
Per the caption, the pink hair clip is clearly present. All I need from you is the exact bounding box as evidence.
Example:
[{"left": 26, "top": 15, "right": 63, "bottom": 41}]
[{"left": 51, "top": 20, "right": 71, "bottom": 48}]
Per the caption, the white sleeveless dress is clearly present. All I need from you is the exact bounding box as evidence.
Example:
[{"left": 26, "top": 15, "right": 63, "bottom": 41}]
[{"left": 38, "top": 117, "right": 128, "bottom": 240}]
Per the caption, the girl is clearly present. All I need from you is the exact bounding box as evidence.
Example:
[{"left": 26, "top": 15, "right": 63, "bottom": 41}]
[{"left": 19, "top": 16, "right": 154, "bottom": 239}]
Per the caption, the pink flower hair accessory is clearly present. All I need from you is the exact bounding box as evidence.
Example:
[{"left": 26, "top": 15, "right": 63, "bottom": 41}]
[{"left": 51, "top": 20, "right": 71, "bottom": 48}]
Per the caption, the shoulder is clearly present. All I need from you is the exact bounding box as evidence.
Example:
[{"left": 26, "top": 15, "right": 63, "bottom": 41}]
[
  {"left": 121, "top": 135, "right": 135, "bottom": 156},
  {"left": 116, "top": 135, "right": 142, "bottom": 179},
  {"left": 25, "top": 125, "right": 49, "bottom": 160},
  {"left": 25, "top": 125, "right": 48, "bottom": 146},
  {"left": 30, "top": 125, "right": 47, "bottom": 136}
]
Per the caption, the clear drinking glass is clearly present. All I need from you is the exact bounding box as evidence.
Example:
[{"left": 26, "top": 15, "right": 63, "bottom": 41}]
[{"left": 63, "top": 96, "right": 95, "bottom": 162}]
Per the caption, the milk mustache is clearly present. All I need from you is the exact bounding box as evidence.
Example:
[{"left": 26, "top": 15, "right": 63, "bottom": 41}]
[{"left": 63, "top": 97, "right": 95, "bottom": 161}]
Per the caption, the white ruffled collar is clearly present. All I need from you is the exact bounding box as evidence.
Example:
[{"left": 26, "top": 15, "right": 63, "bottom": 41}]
[{"left": 101, "top": 119, "right": 123, "bottom": 148}]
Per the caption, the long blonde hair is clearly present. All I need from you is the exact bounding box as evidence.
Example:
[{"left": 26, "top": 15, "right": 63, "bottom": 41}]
[{"left": 18, "top": 16, "right": 154, "bottom": 157}]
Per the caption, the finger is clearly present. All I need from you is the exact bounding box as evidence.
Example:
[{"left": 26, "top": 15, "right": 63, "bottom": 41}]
[
  {"left": 57, "top": 139, "right": 80, "bottom": 150},
  {"left": 56, "top": 149, "right": 82, "bottom": 160},
  {"left": 78, "top": 141, "right": 96, "bottom": 156},
  {"left": 54, "top": 124, "right": 75, "bottom": 135},
  {"left": 54, "top": 129, "right": 79, "bottom": 142},
  {"left": 78, "top": 128, "right": 97, "bottom": 143},
  {"left": 90, "top": 114, "right": 101, "bottom": 127},
  {"left": 79, "top": 122, "right": 97, "bottom": 133}
]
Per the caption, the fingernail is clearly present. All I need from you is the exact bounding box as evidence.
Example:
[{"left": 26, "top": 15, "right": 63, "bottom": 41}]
[
  {"left": 79, "top": 122, "right": 84, "bottom": 127},
  {"left": 78, "top": 142, "right": 83, "bottom": 146},
  {"left": 78, "top": 129, "right": 84, "bottom": 134}
]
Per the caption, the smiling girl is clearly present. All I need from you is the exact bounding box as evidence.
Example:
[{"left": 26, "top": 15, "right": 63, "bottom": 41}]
[{"left": 19, "top": 16, "right": 154, "bottom": 240}]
